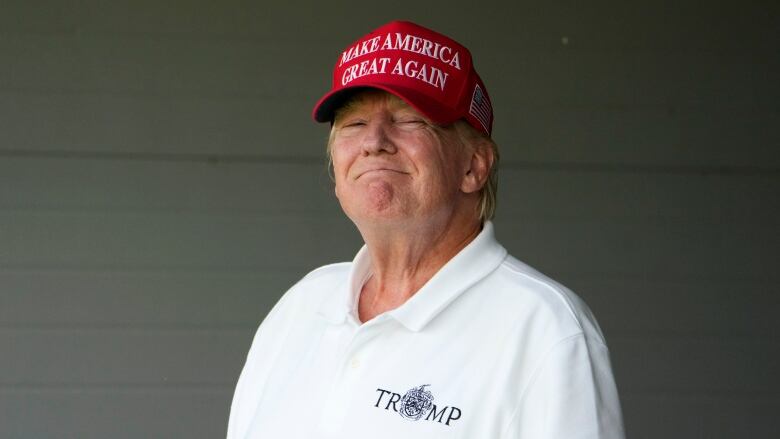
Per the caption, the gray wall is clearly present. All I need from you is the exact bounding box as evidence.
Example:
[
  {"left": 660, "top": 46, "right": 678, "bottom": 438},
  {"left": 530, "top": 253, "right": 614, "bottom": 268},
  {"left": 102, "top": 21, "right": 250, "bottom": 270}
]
[{"left": 1, "top": 1, "right": 778, "bottom": 438}]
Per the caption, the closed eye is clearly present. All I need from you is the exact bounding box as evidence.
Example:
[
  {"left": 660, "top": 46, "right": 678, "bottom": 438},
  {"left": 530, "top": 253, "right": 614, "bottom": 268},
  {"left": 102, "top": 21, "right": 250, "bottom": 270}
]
[
  {"left": 396, "top": 118, "right": 427, "bottom": 127},
  {"left": 336, "top": 116, "right": 368, "bottom": 128}
]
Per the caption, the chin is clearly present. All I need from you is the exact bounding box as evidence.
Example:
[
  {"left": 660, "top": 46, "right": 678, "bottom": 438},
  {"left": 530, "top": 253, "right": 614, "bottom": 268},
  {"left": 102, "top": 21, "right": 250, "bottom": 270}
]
[{"left": 338, "top": 184, "right": 409, "bottom": 220}]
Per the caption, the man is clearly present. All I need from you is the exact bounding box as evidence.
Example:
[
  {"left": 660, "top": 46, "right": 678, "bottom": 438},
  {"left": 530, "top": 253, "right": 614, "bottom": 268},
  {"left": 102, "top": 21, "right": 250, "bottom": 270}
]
[{"left": 228, "top": 20, "right": 625, "bottom": 438}]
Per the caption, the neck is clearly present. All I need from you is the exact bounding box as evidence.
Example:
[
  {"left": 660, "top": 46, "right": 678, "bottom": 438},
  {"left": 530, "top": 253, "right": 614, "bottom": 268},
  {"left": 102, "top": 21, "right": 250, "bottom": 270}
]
[{"left": 355, "top": 214, "right": 482, "bottom": 322}]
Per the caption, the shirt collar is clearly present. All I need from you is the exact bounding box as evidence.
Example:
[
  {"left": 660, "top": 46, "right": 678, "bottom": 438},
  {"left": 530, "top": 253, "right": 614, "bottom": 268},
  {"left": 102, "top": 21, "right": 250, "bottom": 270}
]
[{"left": 317, "top": 221, "right": 508, "bottom": 331}]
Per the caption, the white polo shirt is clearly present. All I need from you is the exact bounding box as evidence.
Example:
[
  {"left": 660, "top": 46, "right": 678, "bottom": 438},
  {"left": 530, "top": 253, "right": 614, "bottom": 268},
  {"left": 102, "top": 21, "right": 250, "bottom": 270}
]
[{"left": 227, "top": 222, "right": 625, "bottom": 438}]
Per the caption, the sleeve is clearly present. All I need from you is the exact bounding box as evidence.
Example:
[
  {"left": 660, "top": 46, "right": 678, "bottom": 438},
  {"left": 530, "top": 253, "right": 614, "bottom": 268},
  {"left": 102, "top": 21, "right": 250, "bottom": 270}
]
[
  {"left": 226, "top": 287, "right": 297, "bottom": 439},
  {"left": 501, "top": 334, "right": 625, "bottom": 439}
]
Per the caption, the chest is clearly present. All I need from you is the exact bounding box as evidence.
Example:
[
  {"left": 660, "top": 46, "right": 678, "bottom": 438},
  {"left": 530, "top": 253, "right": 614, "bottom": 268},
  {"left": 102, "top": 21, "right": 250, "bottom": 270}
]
[{"left": 244, "top": 317, "right": 522, "bottom": 439}]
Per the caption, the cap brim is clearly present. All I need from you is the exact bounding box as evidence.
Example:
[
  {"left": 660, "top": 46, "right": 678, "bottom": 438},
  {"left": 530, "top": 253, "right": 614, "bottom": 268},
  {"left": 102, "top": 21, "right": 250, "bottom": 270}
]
[{"left": 312, "top": 83, "right": 460, "bottom": 126}]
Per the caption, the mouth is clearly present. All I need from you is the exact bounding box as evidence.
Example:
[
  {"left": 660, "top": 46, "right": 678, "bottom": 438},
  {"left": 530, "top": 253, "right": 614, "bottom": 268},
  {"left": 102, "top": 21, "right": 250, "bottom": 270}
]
[{"left": 356, "top": 168, "right": 407, "bottom": 179}]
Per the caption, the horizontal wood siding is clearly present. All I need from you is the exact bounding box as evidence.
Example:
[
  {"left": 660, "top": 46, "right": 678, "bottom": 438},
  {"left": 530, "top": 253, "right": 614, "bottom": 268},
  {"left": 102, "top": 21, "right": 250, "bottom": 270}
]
[{"left": 1, "top": 1, "right": 777, "bottom": 437}]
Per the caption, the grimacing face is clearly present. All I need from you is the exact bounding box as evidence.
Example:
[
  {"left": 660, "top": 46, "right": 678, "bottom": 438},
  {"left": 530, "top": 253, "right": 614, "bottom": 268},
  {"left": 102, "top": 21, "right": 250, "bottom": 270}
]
[{"left": 328, "top": 90, "right": 484, "bottom": 230}]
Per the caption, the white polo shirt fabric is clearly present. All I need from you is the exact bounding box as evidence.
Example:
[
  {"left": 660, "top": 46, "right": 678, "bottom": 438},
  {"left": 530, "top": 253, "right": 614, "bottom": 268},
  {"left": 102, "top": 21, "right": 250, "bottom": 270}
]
[{"left": 227, "top": 222, "right": 625, "bottom": 439}]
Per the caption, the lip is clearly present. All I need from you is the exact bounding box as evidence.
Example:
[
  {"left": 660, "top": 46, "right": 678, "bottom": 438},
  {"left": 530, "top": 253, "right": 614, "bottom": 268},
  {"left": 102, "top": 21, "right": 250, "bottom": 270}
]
[{"left": 355, "top": 167, "right": 408, "bottom": 179}]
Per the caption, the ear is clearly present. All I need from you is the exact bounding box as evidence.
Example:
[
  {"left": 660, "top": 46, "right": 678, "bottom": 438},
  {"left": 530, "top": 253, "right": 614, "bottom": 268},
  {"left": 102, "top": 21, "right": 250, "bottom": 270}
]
[{"left": 460, "top": 139, "right": 494, "bottom": 194}]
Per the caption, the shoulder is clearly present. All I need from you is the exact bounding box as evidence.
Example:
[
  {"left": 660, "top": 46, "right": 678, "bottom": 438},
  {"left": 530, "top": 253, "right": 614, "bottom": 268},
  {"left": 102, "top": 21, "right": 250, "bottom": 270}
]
[
  {"left": 298, "top": 261, "right": 351, "bottom": 285},
  {"left": 476, "top": 253, "right": 607, "bottom": 346},
  {"left": 288, "top": 261, "right": 351, "bottom": 299},
  {"left": 264, "top": 261, "right": 351, "bottom": 316},
  {"left": 244, "top": 261, "right": 351, "bottom": 344},
  {"left": 488, "top": 260, "right": 624, "bottom": 438}
]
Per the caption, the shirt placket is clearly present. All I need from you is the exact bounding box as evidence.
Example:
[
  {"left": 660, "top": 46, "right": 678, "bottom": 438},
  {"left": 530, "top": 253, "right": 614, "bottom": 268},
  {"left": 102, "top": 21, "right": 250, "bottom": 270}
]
[{"left": 317, "top": 316, "right": 386, "bottom": 436}]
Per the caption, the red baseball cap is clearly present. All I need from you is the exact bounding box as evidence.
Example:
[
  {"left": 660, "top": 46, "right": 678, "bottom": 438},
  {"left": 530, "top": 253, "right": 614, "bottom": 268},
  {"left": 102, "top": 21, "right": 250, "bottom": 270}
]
[{"left": 312, "top": 20, "right": 494, "bottom": 136}]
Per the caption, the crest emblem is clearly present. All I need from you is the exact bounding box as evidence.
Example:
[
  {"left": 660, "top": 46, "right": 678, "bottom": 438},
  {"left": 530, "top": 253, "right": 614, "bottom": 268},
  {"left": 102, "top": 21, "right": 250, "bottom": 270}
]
[{"left": 398, "top": 384, "right": 434, "bottom": 421}]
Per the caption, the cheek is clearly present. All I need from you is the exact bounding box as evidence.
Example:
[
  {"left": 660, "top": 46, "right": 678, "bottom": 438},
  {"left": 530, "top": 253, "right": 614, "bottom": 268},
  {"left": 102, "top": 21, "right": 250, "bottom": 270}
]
[
  {"left": 330, "top": 137, "right": 359, "bottom": 170},
  {"left": 333, "top": 157, "right": 349, "bottom": 188},
  {"left": 332, "top": 163, "right": 345, "bottom": 199},
  {"left": 409, "top": 146, "right": 454, "bottom": 179},
  {"left": 331, "top": 153, "right": 353, "bottom": 201},
  {"left": 330, "top": 149, "right": 350, "bottom": 180},
  {"left": 416, "top": 157, "right": 467, "bottom": 199}
]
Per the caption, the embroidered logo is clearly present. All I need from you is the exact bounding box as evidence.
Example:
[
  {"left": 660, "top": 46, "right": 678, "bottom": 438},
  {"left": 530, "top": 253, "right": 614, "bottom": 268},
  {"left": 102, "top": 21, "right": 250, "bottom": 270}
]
[
  {"left": 374, "top": 385, "right": 462, "bottom": 426},
  {"left": 398, "top": 384, "right": 434, "bottom": 420}
]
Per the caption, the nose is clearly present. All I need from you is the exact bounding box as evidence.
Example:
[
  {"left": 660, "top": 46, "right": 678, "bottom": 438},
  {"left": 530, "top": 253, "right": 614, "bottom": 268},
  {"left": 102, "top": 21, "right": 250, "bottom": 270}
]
[{"left": 361, "top": 120, "right": 397, "bottom": 156}]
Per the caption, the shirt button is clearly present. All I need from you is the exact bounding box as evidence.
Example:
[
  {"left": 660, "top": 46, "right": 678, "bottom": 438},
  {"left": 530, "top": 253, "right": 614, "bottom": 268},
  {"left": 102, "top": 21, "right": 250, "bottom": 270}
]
[{"left": 350, "top": 357, "right": 360, "bottom": 369}]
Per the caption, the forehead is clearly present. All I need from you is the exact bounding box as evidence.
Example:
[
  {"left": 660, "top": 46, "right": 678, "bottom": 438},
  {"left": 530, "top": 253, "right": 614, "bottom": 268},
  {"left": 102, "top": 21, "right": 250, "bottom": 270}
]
[{"left": 334, "top": 90, "right": 421, "bottom": 120}]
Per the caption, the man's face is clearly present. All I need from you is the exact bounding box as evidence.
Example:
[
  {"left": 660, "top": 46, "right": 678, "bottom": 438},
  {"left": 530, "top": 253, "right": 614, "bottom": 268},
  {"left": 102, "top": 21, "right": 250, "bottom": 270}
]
[{"left": 329, "top": 91, "right": 473, "bottom": 229}]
